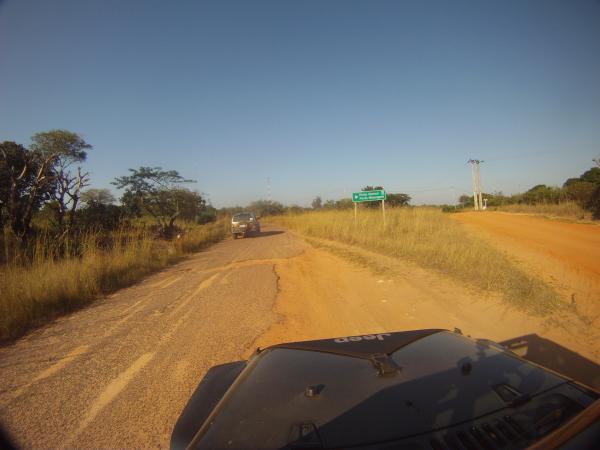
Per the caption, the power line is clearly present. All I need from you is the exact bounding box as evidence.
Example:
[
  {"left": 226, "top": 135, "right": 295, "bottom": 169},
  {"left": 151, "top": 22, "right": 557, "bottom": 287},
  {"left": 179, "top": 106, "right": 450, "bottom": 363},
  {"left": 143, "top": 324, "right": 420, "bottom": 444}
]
[{"left": 480, "top": 149, "right": 564, "bottom": 162}]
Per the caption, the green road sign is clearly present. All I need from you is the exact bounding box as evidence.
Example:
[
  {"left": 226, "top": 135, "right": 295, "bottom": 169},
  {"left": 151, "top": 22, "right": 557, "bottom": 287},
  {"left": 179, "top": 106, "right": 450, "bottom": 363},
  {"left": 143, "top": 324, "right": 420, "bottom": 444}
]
[{"left": 352, "top": 190, "right": 387, "bottom": 202}]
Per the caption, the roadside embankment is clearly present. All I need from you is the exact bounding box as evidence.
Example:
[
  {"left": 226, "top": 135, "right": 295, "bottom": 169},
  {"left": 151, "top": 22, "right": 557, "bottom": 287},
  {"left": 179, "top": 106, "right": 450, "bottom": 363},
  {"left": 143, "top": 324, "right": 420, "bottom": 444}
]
[
  {"left": 0, "top": 220, "right": 228, "bottom": 341},
  {"left": 270, "top": 208, "right": 563, "bottom": 315}
]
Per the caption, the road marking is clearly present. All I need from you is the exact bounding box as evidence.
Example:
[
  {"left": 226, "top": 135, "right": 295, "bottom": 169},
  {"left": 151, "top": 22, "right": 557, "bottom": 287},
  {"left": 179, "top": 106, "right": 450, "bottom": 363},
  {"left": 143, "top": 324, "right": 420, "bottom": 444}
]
[
  {"left": 158, "top": 274, "right": 184, "bottom": 289},
  {"left": 101, "top": 297, "right": 149, "bottom": 337},
  {"left": 219, "top": 271, "right": 232, "bottom": 285},
  {"left": 148, "top": 274, "right": 180, "bottom": 288},
  {"left": 194, "top": 256, "right": 300, "bottom": 277},
  {"left": 168, "top": 273, "right": 219, "bottom": 319},
  {"left": 66, "top": 277, "right": 211, "bottom": 443},
  {"left": 66, "top": 273, "right": 220, "bottom": 443},
  {"left": 6, "top": 345, "right": 89, "bottom": 403},
  {"left": 66, "top": 352, "right": 155, "bottom": 445}
]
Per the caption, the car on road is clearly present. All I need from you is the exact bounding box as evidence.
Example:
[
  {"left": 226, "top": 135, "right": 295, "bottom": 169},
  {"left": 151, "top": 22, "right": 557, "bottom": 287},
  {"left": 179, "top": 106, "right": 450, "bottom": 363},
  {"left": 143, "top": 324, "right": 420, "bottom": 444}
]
[
  {"left": 231, "top": 212, "right": 261, "bottom": 239},
  {"left": 172, "top": 328, "right": 600, "bottom": 449}
]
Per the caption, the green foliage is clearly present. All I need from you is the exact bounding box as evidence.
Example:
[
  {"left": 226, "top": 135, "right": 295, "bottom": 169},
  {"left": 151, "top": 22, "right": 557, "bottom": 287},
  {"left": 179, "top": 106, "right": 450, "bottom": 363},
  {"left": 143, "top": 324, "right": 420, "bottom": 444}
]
[
  {"left": 386, "top": 193, "right": 411, "bottom": 207},
  {"left": 196, "top": 206, "right": 217, "bottom": 224},
  {"left": 171, "top": 189, "right": 207, "bottom": 221},
  {"left": 522, "top": 185, "right": 566, "bottom": 204},
  {"left": 565, "top": 181, "right": 596, "bottom": 206},
  {"left": 113, "top": 166, "right": 194, "bottom": 193},
  {"left": 112, "top": 167, "right": 200, "bottom": 236},
  {"left": 441, "top": 204, "right": 464, "bottom": 213},
  {"left": 588, "top": 184, "right": 600, "bottom": 220},
  {"left": 0, "top": 141, "right": 55, "bottom": 240},
  {"left": 120, "top": 190, "right": 144, "bottom": 218},
  {"left": 456, "top": 164, "right": 600, "bottom": 219},
  {"left": 287, "top": 205, "right": 308, "bottom": 214},
  {"left": 336, "top": 198, "right": 354, "bottom": 209},
  {"left": 81, "top": 188, "right": 116, "bottom": 206},
  {"left": 322, "top": 198, "right": 353, "bottom": 209},
  {"left": 219, "top": 206, "right": 245, "bottom": 217},
  {"left": 30, "top": 130, "right": 91, "bottom": 161},
  {"left": 580, "top": 167, "right": 600, "bottom": 184},
  {"left": 29, "top": 130, "right": 93, "bottom": 233},
  {"left": 247, "top": 199, "right": 285, "bottom": 216},
  {"left": 77, "top": 203, "right": 122, "bottom": 231}
]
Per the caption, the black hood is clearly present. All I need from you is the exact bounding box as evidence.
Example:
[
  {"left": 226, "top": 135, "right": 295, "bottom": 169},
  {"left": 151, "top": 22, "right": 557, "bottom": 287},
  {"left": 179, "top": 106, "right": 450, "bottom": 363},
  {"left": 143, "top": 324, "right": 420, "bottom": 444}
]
[{"left": 180, "top": 330, "right": 590, "bottom": 449}]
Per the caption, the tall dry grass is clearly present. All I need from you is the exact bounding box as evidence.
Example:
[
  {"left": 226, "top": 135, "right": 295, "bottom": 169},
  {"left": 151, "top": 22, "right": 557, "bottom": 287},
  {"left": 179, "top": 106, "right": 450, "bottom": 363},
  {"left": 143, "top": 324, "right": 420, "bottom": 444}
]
[
  {"left": 494, "top": 201, "right": 591, "bottom": 221},
  {"left": 0, "top": 220, "right": 227, "bottom": 340},
  {"left": 272, "top": 208, "right": 562, "bottom": 314}
]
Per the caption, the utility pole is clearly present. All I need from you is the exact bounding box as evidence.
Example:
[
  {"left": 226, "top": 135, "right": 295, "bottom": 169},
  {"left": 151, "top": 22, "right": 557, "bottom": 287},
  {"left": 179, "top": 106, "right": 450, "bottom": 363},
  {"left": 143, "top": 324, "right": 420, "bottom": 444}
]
[
  {"left": 476, "top": 162, "right": 483, "bottom": 211},
  {"left": 468, "top": 159, "right": 484, "bottom": 210},
  {"left": 267, "top": 177, "right": 271, "bottom": 203}
]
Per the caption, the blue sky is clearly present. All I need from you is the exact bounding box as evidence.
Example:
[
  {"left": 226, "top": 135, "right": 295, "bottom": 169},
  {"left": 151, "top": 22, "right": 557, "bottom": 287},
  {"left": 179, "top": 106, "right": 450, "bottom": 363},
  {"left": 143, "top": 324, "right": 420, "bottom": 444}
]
[{"left": 1, "top": 0, "right": 599, "bottom": 206}]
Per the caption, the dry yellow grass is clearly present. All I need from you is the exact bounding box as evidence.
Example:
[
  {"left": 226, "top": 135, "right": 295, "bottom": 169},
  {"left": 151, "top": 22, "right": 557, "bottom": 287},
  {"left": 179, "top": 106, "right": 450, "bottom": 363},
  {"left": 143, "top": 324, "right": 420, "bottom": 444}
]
[
  {"left": 494, "top": 201, "right": 591, "bottom": 221},
  {"left": 0, "top": 220, "right": 227, "bottom": 340},
  {"left": 272, "top": 208, "right": 562, "bottom": 314}
]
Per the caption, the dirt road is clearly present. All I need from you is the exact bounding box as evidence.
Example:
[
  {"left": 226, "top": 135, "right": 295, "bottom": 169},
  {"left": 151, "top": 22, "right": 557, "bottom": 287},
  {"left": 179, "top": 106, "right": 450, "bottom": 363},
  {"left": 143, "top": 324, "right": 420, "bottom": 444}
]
[
  {"left": 1, "top": 226, "right": 599, "bottom": 448},
  {"left": 452, "top": 212, "right": 600, "bottom": 319},
  {"left": 0, "top": 229, "right": 303, "bottom": 449}
]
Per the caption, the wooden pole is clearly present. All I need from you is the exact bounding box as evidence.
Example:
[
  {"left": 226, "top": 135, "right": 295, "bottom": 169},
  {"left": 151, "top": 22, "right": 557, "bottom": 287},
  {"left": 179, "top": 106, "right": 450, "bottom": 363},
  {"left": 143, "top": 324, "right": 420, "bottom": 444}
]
[
  {"left": 354, "top": 202, "right": 357, "bottom": 225},
  {"left": 381, "top": 199, "right": 386, "bottom": 227}
]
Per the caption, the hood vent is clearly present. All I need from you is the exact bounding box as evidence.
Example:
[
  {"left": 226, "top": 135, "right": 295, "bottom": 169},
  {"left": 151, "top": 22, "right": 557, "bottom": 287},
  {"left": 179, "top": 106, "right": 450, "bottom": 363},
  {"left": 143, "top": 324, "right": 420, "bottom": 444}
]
[{"left": 429, "top": 416, "right": 527, "bottom": 450}]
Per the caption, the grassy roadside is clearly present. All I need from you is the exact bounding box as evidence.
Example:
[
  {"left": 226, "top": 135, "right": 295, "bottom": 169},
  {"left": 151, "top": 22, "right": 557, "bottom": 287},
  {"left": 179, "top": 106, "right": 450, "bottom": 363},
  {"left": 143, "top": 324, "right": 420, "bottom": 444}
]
[
  {"left": 0, "top": 220, "right": 228, "bottom": 341},
  {"left": 271, "top": 208, "right": 563, "bottom": 315},
  {"left": 492, "top": 202, "right": 593, "bottom": 222}
]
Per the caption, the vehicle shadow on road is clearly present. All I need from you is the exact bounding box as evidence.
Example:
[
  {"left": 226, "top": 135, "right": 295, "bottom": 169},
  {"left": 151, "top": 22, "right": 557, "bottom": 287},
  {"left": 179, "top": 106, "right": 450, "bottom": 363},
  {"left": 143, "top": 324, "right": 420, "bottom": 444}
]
[
  {"left": 500, "top": 334, "right": 600, "bottom": 390},
  {"left": 250, "top": 231, "right": 285, "bottom": 238}
]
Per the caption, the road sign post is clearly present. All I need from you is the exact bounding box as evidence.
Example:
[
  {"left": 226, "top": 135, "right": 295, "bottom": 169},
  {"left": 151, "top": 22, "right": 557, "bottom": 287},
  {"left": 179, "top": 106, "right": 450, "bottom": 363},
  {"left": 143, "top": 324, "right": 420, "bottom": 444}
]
[{"left": 352, "top": 190, "right": 387, "bottom": 227}]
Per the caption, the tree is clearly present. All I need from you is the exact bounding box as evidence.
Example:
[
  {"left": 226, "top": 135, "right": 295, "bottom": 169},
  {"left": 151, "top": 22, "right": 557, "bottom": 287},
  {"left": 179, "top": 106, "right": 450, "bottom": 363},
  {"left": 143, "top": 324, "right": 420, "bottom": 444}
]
[
  {"left": 196, "top": 205, "right": 217, "bottom": 224},
  {"left": 386, "top": 193, "right": 411, "bottom": 207},
  {"left": 522, "top": 185, "right": 564, "bottom": 204},
  {"left": 112, "top": 167, "right": 195, "bottom": 236},
  {"left": 247, "top": 199, "right": 285, "bottom": 216},
  {"left": 311, "top": 196, "right": 322, "bottom": 209},
  {"left": 565, "top": 181, "right": 596, "bottom": 206},
  {"left": 335, "top": 198, "right": 354, "bottom": 209},
  {"left": 80, "top": 188, "right": 116, "bottom": 206},
  {"left": 30, "top": 130, "right": 92, "bottom": 233},
  {"left": 0, "top": 141, "right": 55, "bottom": 242},
  {"left": 120, "top": 190, "right": 145, "bottom": 218},
  {"left": 458, "top": 194, "right": 472, "bottom": 207},
  {"left": 322, "top": 198, "right": 353, "bottom": 210},
  {"left": 287, "top": 204, "right": 307, "bottom": 214},
  {"left": 564, "top": 167, "right": 600, "bottom": 187},
  {"left": 77, "top": 203, "right": 122, "bottom": 231},
  {"left": 579, "top": 167, "right": 600, "bottom": 184},
  {"left": 588, "top": 184, "right": 600, "bottom": 219},
  {"left": 170, "top": 189, "right": 207, "bottom": 221}
]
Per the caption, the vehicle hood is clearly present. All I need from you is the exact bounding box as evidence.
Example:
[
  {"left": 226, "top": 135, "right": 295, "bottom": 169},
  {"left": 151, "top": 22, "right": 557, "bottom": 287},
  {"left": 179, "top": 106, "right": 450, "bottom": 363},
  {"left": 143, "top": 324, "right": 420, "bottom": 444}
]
[{"left": 189, "top": 330, "right": 570, "bottom": 449}]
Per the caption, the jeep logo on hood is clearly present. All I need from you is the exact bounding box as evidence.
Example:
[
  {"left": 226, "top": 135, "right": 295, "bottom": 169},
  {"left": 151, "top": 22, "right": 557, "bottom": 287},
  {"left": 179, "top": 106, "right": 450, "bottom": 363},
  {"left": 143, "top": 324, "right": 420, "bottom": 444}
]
[{"left": 334, "top": 333, "right": 391, "bottom": 343}]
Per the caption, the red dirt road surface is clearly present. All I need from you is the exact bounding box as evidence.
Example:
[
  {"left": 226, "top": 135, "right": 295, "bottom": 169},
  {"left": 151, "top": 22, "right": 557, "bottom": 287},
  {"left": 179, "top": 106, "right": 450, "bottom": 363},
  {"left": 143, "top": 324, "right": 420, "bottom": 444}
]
[{"left": 452, "top": 212, "right": 600, "bottom": 320}]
